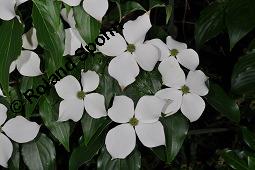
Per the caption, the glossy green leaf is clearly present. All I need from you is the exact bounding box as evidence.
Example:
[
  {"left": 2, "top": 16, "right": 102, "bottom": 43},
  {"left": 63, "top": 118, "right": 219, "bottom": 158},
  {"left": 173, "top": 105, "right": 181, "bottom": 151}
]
[
  {"left": 73, "top": 6, "right": 101, "bottom": 44},
  {"left": 195, "top": 2, "right": 225, "bottom": 47},
  {"left": 0, "top": 19, "right": 23, "bottom": 95},
  {"left": 39, "top": 97, "right": 70, "bottom": 151},
  {"left": 121, "top": 1, "right": 146, "bottom": 18},
  {"left": 9, "top": 143, "right": 20, "bottom": 170},
  {"left": 248, "top": 157, "right": 255, "bottom": 170},
  {"left": 22, "top": 134, "right": 56, "bottom": 170},
  {"left": 165, "top": 4, "right": 172, "bottom": 24},
  {"left": 149, "top": 0, "right": 165, "bottom": 9},
  {"left": 221, "top": 149, "right": 249, "bottom": 170},
  {"left": 69, "top": 119, "right": 111, "bottom": 170},
  {"left": 206, "top": 83, "right": 240, "bottom": 122},
  {"left": 32, "top": 0, "right": 65, "bottom": 75},
  {"left": 225, "top": 0, "right": 255, "bottom": 49},
  {"left": 153, "top": 113, "right": 189, "bottom": 163},
  {"left": 231, "top": 52, "right": 255, "bottom": 95},
  {"left": 97, "top": 147, "right": 141, "bottom": 170},
  {"left": 242, "top": 127, "right": 255, "bottom": 151}
]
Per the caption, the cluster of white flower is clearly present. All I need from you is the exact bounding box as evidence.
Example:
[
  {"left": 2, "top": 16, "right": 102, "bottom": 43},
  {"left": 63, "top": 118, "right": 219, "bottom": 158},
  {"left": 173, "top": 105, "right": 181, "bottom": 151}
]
[{"left": 0, "top": 0, "right": 209, "bottom": 166}]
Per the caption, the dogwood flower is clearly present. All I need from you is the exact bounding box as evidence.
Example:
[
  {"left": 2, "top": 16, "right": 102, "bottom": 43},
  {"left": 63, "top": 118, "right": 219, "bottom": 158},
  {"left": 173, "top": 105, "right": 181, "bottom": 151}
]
[
  {"left": 55, "top": 71, "right": 107, "bottom": 122},
  {"left": 0, "top": 89, "right": 4, "bottom": 97},
  {"left": 156, "top": 58, "right": 209, "bottom": 122},
  {"left": 147, "top": 36, "right": 199, "bottom": 71},
  {"left": 0, "top": 103, "right": 40, "bottom": 168},
  {"left": 60, "top": 0, "right": 108, "bottom": 21},
  {"left": 98, "top": 12, "right": 160, "bottom": 89},
  {"left": 0, "top": 0, "right": 29, "bottom": 20},
  {"left": 9, "top": 28, "right": 43, "bottom": 77},
  {"left": 105, "top": 96, "right": 165, "bottom": 159}
]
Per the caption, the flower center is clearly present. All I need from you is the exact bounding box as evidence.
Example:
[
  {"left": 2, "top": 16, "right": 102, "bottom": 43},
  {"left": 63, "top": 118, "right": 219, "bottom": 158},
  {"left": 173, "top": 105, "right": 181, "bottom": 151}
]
[
  {"left": 170, "top": 49, "right": 179, "bottom": 56},
  {"left": 129, "top": 117, "right": 139, "bottom": 126},
  {"left": 77, "top": 91, "right": 86, "bottom": 100},
  {"left": 127, "top": 44, "right": 136, "bottom": 53},
  {"left": 180, "top": 85, "right": 190, "bottom": 94}
]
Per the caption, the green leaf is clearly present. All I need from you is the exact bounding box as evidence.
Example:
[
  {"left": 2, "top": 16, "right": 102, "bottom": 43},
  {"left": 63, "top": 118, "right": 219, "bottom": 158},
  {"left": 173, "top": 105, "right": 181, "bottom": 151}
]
[
  {"left": 149, "top": 0, "right": 165, "bottom": 9},
  {"left": 0, "top": 19, "right": 23, "bottom": 95},
  {"left": 165, "top": 4, "right": 172, "bottom": 24},
  {"left": 22, "top": 134, "right": 56, "bottom": 170},
  {"left": 39, "top": 97, "right": 70, "bottom": 151},
  {"left": 32, "top": 0, "right": 65, "bottom": 75},
  {"left": 9, "top": 143, "right": 20, "bottom": 170},
  {"left": 97, "top": 147, "right": 141, "bottom": 170},
  {"left": 231, "top": 52, "right": 255, "bottom": 95},
  {"left": 248, "top": 157, "right": 255, "bottom": 170},
  {"left": 121, "top": 1, "right": 146, "bottom": 18},
  {"left": 73, "top": 5, "right": 101, "bottom": 44},
  {"left": 69, "top": 119, "right": 111, "bottom": 170},
  {"left": 206, "top": 83, "right": 240, "bottom": 122},
  {"left": 81, "top": 114, "right": 110, "bottom": 145},
  {"left": 195, "top": 2, "right": 226, "bottom": 48},
  {"left": 242, "top": 127, "right": 255, "bottom": 151},
  {"left": 225, "top": 0, "right": 255, "bottom": 49},
  {"left": 221, "top": 149, "right": 249, "bottom": 170},
  {"left": 153, "top": 113, "right": 189, "bottom": 163}
]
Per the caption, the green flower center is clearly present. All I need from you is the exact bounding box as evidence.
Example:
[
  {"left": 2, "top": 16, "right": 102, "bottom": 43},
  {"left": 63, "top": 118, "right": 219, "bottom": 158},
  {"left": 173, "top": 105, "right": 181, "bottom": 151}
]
[
  {"left": 180, "top": 85, "right": 190, "bottom": 94},
  {"left": 170, "top": 49, "right": 179, "bottom": 56},
  {"left": 129, "top": 117, "right": 139, "bottom": 126},
  {"left": 77, "top": 91, "right": 86, "bottom": 100},
  {"left": 127, "top": 44, "right": 136, "bottom": 53}
]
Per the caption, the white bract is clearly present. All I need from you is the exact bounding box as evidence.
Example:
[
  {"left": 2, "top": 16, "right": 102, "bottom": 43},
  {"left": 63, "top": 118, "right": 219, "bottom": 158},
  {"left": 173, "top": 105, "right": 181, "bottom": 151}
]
[
  {"left": 0, "top": 0, "right": 29, "bottom": 20},
  {"left": 0, "top": 88, "right": 5, "bottom": 97},
  {"left": 156, "top": 58, "right": 209, "bottom": 122},
  {"left": 105, "top": 96, "right": 165, "bottom": 159},
  {"left": 9, "top": 28, "right": 43, "bottom": 77},
  {"left": 98, "top": 12, "right": 160, "bottom": 89},
  {"left": 147, "top": 36, "right": 199, "bottom": 71},
  {"left": 55, "top": 71, "right": 107, "bottom": 122},
  {"left": 60, "top": 0, "right": 108, "bottom": 21},
  {"left": 0, "top": 103, "right": 40, "bottom": 168}
]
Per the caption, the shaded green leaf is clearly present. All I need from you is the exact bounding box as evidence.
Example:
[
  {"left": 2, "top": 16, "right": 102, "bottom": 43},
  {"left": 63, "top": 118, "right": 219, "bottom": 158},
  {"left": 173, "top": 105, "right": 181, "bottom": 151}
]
[
  {"left": 248, "top": 157, "right": 255, "bottom": 170},
  {"left": 242, "top": 127, "right": 255, "bottom": 151},
  {"left": 221, "top": 149, "right": 249, "bottom": 170}
]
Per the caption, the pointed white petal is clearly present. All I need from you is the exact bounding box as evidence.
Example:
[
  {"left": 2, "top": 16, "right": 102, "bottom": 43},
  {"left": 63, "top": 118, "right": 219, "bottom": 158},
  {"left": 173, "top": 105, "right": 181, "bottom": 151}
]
[
  {"left": 0, "top": 0, "right": 16, "bottom": 21},
  {"left": 0, "top": 133, "right": 13, "bottom": 168},
  {"left": 83, "top": 0, "right": 108, "bottom": 21},
  {"left": 158, "top": 57, "right": 185, "bottom": 89},
  {"left": 146, "top": 39, "right": 169, "bottom": 61},
  {"left": 16, "top": 50, "right": 43, "bottom": 77},
  {"left": 16, "top": 0, "right": 29, "bottom": 6},
  {"left": 135, "top": 121, "right": 165, "bottom": 147},
  {"left": 9, "top": 60, "right": 16, "bottom": 73},
  {"left": 55, "top": 75, "right": 81, "bottom": 100},
  {"left": 22, "top": 28, "right": 38, "bottom": 50},
  {"left": 181, "top": 93, "right": 205, "bottom": 122},
  {"left": 81, "top": 70, "right": 99, "bottom": 93},
  {"left": 105, "top": 124, "right": 136, "bottom": 159},
  {"left": 177, "top": 49, "right": 199, "bottom": 71},
  {"left": 123, "top": 13, "right": 151, "bottom": 44},
  {"left": 61, "top": 8, "right": 76, "bottom": 28},
  {"left": 0, "top": 88, "right": 5, "bottom": 97},
  {"left": 108, "top": 53, "right": 139, "bottom": 89},
  {"left": 84, "top": 93, "right": 107, "bottom": 119},
  {"left": 58, "top": 99, "right": 84, "bottom": 122},
  {"left": 108, "top": 96, "right": 134, "bottom": 123},
  {"left": 166, "top": 36, "right": 187, "bottom": 51},
  {"left": 135, "top": 96, "right": 164, "bottom": 123},
  {"left": 134, "top": 43, "right": 159, "bottom": 71},
  {"left": 97, "top": 32, "right": 127, "bottom": 57},
  {"left": 60, "top": 0, "right": 81, "bottom": 6},
  {"left": 186, "top": 70, "right": 209, "bottom": 96},
  {"left": 64, "top": 28, "right": 81, "bottom": 56},
  {"left": 155, "top": 88, "right": 182, "bottom": 116},
  {"left": 2, "top": 116, "right": 40, "bottom": 143},
  {"left": 0, "top": 104, "right": 7, "bottom": 126}
]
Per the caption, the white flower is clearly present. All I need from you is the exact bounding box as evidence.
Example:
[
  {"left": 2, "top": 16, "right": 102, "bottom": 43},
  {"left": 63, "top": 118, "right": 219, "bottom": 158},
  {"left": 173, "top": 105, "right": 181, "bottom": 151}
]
[
  {"left": 9, "top": 28, "right": 43, "bottom": 77},
  {"left": 105, "top": 96, "right": 165, "bottom": 159},
  {"left": 147, "top": 36, "right": 199, "bottom": 71},
  {"left": 98, "top": 12, "right": 160, "bottom": 89},
  {"left": 0, "top": 88, "right": 5, "bottom": 97},
  {"left": 60, "top": 0, "right": 108, "bottom": 21},
  {"left": 156, "top": 58, "right": 209, "bottom": 122},
  {"left": 0, "top": 0, "right": 29, "bottom": 20},
  {"left": 55, "top": 71, "right": 107, "bottom": 122},
  {"left": 0, "top": 103, "right": 40, "bottom": 168}
]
